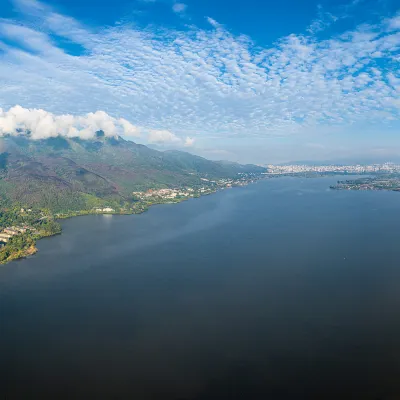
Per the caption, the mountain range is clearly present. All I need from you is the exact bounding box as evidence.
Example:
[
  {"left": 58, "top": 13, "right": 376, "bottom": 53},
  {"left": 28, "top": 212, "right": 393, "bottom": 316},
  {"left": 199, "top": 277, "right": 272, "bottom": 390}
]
[{"left": 0, "top": 134, "right": 264, "bottom": 212}]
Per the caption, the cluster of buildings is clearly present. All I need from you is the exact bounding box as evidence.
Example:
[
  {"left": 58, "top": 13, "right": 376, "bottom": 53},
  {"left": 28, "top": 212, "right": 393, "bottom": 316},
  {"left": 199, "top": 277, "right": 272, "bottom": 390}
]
[
  {"left": 132, "top": 188, "right": 198, "bottom": 200},
  {"left": 216, "top": 179, "right": 234, "bottom": 187},
  {"left": 130, "top": 173, "right": 265, "bottom": 203},
  {"left": 133, "top": 184, "right": 228, "bottom": 200},
  {"left": 132, "top": 176, "right": 260, "bottom": 202},
  {"left": 200, "top": 177, "right": 237, "bottom": 187},
  {"left": 94, "top": 207, "right": 115, "bottom": 213},
  {"left": 265, "top": 163, "right": 400, "bottom": 175},
  {"left": 0, "top": 225, "right": 35, "bottom": 246}
]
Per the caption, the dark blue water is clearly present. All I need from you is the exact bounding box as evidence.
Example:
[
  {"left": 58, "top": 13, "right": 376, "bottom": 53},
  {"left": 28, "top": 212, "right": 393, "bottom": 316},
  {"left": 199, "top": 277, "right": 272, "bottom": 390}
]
[{"left": 2, "top": 177, "right": 400, "bottom": 399}]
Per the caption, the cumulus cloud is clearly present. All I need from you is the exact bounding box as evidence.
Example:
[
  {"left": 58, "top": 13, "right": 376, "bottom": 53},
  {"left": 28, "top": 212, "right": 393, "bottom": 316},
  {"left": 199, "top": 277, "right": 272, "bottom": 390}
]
[
  {"left": 118, "top": 118, "right": 141, "bottom": 137},
  {"left": 184, "top": 137, "right": 195, "bottom": 147},
  {"left": 147, "top": 129, "right": 181, "bottom": 144},
  {"left": 0, "top": 105, "right": 141, "bottom": 140},
  {"left": 0, "top": 0, "right": 398, "bottom": 143},
  {"left": 172, "top": 2, "right": 187, "bottom": 13}
]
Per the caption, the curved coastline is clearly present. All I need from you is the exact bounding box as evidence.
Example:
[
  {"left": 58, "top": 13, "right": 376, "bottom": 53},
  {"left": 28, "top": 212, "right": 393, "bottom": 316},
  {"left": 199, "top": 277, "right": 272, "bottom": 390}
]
[{"left": 0, "top": 178, "right": 255, "bottom": 265}]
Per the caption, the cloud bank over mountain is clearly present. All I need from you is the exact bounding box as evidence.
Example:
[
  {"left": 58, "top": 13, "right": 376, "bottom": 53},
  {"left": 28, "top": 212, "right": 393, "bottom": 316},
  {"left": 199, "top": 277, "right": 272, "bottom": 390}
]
[
  {"left": 0, "top": 106, "right": 140, "bottom": 140},
  {"left": 0, "top": 105, "right": 196, "bottom": 147}
]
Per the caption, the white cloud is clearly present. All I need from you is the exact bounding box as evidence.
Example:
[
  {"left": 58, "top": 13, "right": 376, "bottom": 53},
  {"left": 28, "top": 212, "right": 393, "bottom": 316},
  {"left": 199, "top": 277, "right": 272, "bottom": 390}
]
[
  {"left": 172, "top": 3, "right": 187, "bottom": 13},
  {"left": 147, "top": 129, "right": 181, "bottom": 144},
  {"left": 307, "top": 5, "right": 339, "bottom": 34},
  {"left": 119, "top": 118, "right": 141, "bottom": 137},
  {"left": 147, "top": 131, "right": 195, "bottom": 147},
  {"left": 0, "top": 0, "right": 398, "bottom": 145},
  {"left": 0, "top": 105, "right": 141, "bottom": 140},
  {"left": 206, "top": 17, "right": 220, "bottom": 28},
  {"left": 184, "top": 136, "right": 195, "bottom": 147},
  {"left": 387, "top": 14, "right": 400, "bottom": 31}
]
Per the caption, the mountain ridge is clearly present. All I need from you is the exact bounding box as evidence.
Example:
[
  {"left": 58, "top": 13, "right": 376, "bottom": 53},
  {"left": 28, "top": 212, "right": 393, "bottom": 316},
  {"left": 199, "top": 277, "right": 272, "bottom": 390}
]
[{"left": 0, "top": 134, "right": 265, "bottom": 212}]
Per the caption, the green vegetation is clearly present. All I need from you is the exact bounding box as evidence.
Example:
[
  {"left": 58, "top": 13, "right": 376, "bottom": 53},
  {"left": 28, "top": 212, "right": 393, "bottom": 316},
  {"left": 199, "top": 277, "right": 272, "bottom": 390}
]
[
  {"left": 0, "top": 207, "right": 61, "bottom": 265},
  {"left": 331, "top": 175, "right": 400, "bottom": 191},
  {"left": 0, "top": 134, "right": 264, "bottom": 214},
  {"left": 0, "top": 134, "right": 265, "bottom": 265},
  {"left": 0, "top": 233, "right": 37, "bottom": 264}
]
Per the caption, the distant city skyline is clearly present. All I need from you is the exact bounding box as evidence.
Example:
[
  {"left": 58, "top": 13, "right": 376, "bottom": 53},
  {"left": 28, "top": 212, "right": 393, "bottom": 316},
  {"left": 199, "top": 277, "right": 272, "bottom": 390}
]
[
  {"left": 266, "top": 162, "right": 400, "bottom": 173},
  {"left": 0, "top": 0, "right": 399, "bottom": 164}
]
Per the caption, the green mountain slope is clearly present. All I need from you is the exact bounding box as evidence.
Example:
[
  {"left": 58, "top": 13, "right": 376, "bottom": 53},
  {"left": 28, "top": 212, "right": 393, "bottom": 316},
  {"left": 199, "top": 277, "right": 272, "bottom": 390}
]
[{"left": 0, "top": 135, "right": 264, "bottom": 212}]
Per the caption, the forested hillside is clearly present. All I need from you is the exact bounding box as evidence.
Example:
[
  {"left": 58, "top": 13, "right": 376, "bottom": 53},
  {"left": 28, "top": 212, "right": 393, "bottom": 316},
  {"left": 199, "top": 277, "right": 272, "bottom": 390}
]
[{"left": 0, "top": 134, "right": 264, "bottom": 212}]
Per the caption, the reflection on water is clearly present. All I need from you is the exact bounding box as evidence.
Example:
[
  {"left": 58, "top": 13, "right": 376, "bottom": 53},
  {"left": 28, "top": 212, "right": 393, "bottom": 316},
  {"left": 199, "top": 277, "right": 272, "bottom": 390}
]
[{"left": 2, "top": 177, "right": 400, "bottom": 399}]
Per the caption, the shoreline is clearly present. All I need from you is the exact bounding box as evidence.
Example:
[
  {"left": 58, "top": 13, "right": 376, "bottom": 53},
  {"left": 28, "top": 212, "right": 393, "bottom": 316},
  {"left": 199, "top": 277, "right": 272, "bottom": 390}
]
[{"left": 0, "top": 182, "right": 246, "bottom": 265}]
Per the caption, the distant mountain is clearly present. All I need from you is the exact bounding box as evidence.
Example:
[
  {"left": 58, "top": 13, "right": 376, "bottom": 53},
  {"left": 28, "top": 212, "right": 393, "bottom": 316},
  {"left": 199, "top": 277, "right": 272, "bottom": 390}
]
[
  {"left": 163, "top": 150, "right": 263, "bottom": 175},
  {"left": 0, "top": 134, "right": 264, "bottom": 212}
]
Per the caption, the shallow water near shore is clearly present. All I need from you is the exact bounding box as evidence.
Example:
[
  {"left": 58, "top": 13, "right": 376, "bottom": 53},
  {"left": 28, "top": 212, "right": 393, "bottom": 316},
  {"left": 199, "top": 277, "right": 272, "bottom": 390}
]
[{"left": 2, "top": 176, "right": 400, "bottom": 399}]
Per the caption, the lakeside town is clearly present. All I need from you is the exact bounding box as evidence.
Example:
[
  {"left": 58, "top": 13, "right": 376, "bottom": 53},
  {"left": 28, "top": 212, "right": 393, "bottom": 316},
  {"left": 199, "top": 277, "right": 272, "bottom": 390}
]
[
  {"left": 131, "top": 176, "right": 256, "bottom": 203},
  {"left": 265, "top": 163, "right": 400, "bottom": 175},
  {"left": 90, "top": 174, "right": 262, "bottom": 214},
  {"left": 0, "top": 207, "right": 61, "bottom": 264},
  {"left": 0, "top": 225, "right": 39, "bottom": 246}
]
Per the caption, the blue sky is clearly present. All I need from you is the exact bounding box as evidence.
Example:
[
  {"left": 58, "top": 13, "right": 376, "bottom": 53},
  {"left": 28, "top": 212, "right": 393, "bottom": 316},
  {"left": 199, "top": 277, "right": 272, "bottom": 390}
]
[{"left": 0, "top": 0, "right": 399, "bottom": 163}]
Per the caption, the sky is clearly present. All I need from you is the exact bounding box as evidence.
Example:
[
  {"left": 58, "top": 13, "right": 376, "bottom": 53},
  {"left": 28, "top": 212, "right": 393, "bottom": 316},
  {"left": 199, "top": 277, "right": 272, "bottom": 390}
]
[{"left": 0, "top": 0, "right": 399, "bottom": 164}]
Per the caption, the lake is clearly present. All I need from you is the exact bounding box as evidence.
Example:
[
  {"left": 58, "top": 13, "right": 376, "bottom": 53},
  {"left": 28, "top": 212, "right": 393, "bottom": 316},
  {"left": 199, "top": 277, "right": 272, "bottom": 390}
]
[{"left": 2, "top": 176, "right": 400, "bottom": 399}]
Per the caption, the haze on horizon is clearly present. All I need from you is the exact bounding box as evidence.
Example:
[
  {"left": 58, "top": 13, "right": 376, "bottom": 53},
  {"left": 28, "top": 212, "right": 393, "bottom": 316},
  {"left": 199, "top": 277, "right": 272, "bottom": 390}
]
[{"left": 0, "top": 0, "right": 399, "bottom": 164}]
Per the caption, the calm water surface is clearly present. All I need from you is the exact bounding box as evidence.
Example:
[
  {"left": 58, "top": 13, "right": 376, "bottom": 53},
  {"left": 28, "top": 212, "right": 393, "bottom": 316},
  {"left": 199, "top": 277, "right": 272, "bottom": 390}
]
[{"left": 2, "top": 177, "right": 400, "bottom": 399}]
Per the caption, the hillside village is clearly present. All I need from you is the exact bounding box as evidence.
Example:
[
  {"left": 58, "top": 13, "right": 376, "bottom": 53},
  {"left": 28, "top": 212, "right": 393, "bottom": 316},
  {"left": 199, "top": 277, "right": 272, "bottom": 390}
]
[
  {"left": 132, "top": 187, "right": 207, "bottom": 201},
  {"left": 0, "top": 207, "right": 61, "bottom": 263},
  {"left": 132, "top": 175, "right": 259, "bottom": 202},
  {"left": 0, "top": 225, "right": 39, "bottom": 247}
]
